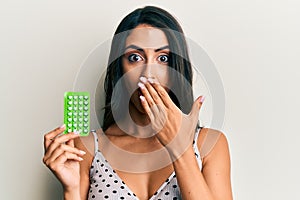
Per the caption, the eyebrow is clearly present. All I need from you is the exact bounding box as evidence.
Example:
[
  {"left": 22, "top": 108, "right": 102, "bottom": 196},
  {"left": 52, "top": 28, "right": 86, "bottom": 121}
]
[{"left": 124, "top": 45, "right": 169, "bottom": 52}]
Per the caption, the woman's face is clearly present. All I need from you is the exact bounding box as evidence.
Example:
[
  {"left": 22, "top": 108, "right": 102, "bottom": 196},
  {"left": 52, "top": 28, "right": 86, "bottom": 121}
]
[{"left": 122, "top": 24, "right": 170, "bottom": 114}]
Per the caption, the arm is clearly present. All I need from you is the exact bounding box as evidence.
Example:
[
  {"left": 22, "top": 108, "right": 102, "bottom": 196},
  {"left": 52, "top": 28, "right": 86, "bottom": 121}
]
[
  {"left": 173, "top": 129, "right": 233, "bottom": 200},
  {"left": 137, "top": 78, "right": 232, "bottom": 199},
  {"left": 74, "top": 136, "right": 94, "bottom": 200}
]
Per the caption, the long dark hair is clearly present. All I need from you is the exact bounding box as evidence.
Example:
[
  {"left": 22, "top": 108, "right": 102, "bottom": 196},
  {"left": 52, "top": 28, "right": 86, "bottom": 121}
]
[{"left": 102, "top": 6, "right": 195, "bottom": 131}]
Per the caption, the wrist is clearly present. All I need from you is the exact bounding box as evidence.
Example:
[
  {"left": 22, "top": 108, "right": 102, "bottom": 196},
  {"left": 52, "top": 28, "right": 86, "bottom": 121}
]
[
  {"left": 64, "top": 186, "right": 81, "bottom": 200},
  {"left": 170, "top": 144, "right": 194, "bottom": 165},
  {"left": 165, "top": 138, "right": 193, "bottom": 161}
]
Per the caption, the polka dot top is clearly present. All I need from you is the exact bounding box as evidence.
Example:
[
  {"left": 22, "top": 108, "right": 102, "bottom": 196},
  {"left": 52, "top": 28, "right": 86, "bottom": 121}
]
[{"left": 88, "top": 127, "right": 203, "bottom": 200}]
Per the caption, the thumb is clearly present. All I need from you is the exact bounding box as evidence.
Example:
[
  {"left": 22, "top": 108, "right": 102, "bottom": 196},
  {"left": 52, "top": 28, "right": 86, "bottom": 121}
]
[{"left": 189, "top": 96, "right": 205, "bottom": 117}]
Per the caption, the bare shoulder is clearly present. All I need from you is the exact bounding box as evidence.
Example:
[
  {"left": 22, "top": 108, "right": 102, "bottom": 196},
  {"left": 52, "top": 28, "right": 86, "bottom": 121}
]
[{"left": 197, "top": 127, "right": 230, "bottom": 165}]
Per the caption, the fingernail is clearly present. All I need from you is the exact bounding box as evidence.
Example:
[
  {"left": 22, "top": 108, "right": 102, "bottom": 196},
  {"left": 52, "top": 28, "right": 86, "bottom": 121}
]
[
  {"left": 148, "top": 78, "right": 154, "bottom": 84},
  {"left": 200, "top": 96, "right": 205, "bottom": 103},
  {"left": 138, "top": 82, "right": 145, "bottom": 89},
  {"left": 79, "top": 150, "right": 86, "bottom": 155},
  {"left": 78, "top": 157, "right": 83, "bottom": 161},
  {"left": 139, "top": 95, "right": 145, "bottom": 102},
  {"left": 59, "top": 124, "right": 66, "bottom": 129},
  {"left": 140, "top": 76, "right": 147, "bottom": 83}
]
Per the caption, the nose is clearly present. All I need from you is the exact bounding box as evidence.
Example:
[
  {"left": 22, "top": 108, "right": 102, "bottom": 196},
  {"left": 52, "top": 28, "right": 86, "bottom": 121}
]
[
  {"left": 141, "top": 57, "right": 157, "bottom": 78},
  {"left": 141, "top": 63, "right": 153, "bottom": 78}
]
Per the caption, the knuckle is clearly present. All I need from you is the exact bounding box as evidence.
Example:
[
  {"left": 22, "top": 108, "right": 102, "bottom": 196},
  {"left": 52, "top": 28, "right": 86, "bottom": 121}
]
[
  {"left": 52, "top": 138, "right": 60, "bottom": 144},
  {"left": 45, "top": 160, "right": 50, "bottom": 166},
  {"left": 63, "top": 151, "right": 70, "bottom": 158},
  {"left": 58, "top": 144, "right": 66, "bottom": 151},
  {"left": 148, "top": 101, "right": 154, "bottom": 107},
  {"left": 159, "top": 90, "right": 165, "bottom": 97},
  {"left": 44, "top": 134, "right": 51, "bottom": 140},
  {"left": 49, "top": 162, "right": 56, "bottom": 170},
  {"left": 42, "top": 157, "right": 47, "bottom": 164},
  {"left": 153, "top": 95, "right": 159, "bottom": 101}
]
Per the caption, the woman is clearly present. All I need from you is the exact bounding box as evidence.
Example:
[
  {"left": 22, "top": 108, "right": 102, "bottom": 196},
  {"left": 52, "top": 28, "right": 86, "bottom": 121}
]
[{"left": 43, "top": 6, "right": 233, "bottom": 200}]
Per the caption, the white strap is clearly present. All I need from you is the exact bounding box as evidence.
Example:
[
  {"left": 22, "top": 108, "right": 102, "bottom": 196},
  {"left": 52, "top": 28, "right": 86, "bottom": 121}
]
[{"left": 91, "top": 130, "right": 99, "bottom": 153}]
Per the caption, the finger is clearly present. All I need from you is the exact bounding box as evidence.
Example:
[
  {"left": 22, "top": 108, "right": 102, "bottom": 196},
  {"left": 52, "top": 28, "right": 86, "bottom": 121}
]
[
  {"left": 147, "top": 77, "right": 173, "bottom": 108},
  {"left": 140, "top": 77, "right": 164, "bottom": 106},
  {"left": 139, "top": 95, "right": 154, "bottom": 119},
  {"left": 138, "top": 82, "right": 156, "bottom": 108},
  {"left": 44, "top": 124, "right": 66, "bottom": 151},
  {"left": 189, "top": 96, "right": 205, "bottom": 118},
  {"left": 66, "top": 130, "right": 81, "bottom": 148},
  {"left": 44, "top": 131, "right": 80, "bottom": 157},
  {"left": 49, "top": 152, "right": 83, "bottom": 171},
  {"left": 66, "top": 136, "right": 75, "bottom": 148},
  {"left": 46, "top": 144, "right": 86, "bottom": 164}
]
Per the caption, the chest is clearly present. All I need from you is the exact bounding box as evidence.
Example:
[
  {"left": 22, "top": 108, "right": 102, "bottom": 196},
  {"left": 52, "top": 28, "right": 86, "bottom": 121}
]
[
  {"left": 115, "top": 165, "right": 175, "bottom": 200},
  {"left": 94, "top": 135, "right": 178, "bottom": 199}
]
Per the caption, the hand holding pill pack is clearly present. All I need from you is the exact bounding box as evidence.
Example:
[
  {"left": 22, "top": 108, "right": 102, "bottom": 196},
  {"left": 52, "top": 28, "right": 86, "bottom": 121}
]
[{"left": 64, "top": 92, "right": 90, "bottom": 136}]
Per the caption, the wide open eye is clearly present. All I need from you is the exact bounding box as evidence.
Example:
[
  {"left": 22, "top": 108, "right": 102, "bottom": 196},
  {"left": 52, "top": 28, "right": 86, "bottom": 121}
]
[
  {"left": 128, "top": 54, "right": 143, "bottom": 62},
  {"left": 158, "top": 55, "right": 169, "bottom": 63}
]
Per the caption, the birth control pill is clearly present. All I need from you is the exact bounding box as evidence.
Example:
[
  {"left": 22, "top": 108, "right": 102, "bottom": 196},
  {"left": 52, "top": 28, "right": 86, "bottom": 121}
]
[{"left": 64, "top": 92, "right": 90, "bottom": 136}]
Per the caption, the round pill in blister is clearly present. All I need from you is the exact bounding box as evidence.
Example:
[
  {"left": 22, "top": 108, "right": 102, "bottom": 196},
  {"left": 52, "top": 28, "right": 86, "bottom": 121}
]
[
  {"left": 68, "top": 107, "right": 72, "bottom": 110},
  {"left": 79, "top": 95, "right": 83, "bottom": 99},
  {"left": 84, "top": 129, "right": 88, "bottom": 133},
  {"left": 79, "top": 118, "right": 83, "bottom": 122},
  {"left": 84, "top": 123, "right": 88, "bottom": 127},
  {"left": 79, "top": 112, "right": 82, "bottom": 116},
  {"left": 68, "top": 101, "right": 72, "bottom": 105},
  {"left": 84, "top": 96, "right": 88, "bottom": 100},
  {"left": 79, "top": 124, "right": 83, "bottom": 127},
  {"left": 68, "top": 129, "right": 72, "bottom": 132},
  {"left": 84, "top": 112, "right": 88, "bottom": 116},
  {"left": 68, "top": 118, "right": 72, "bottom": 122},
  {"left": 73, "top": 112, "right": 77, "bottom": 116},
  {"left": 74, "top": 107, "right": 78, "bottom": 111},
  {"left": 74, "top": 101, "right": 78, "bottom": 105},
  {"left": 68, "top": 96, "right": 73, "bottom": 99},
  {"left": 84, "top": 117, "right": 88, "bottom": 122},
  {"left": 68, "top": 112, "right": 72, "bottom": 116},
  {"left": 84, "top": 101, "right": 88, "bottom": 105},
  {"left": 68, "top": 124, "right": 72, "bottom": 127},
  {"left": 74, "top": 96, "right": 78, "bottom": 99},
  {"left": 79, "top": 107, "right": 83, "bottom": 110},
  {"left": 73, "top": 123, "right": 77, "bottom": 127},
  {"left": 84, "top": 106, "right": 88, "bottom": 110},
  {"left": 79, "top": 101, "right": 83, "bottom": 105}
]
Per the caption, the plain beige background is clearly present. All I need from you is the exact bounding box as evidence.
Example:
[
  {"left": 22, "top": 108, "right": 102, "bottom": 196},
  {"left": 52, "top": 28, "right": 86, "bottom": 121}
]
[{"left": 1, "top": 0, "right": 299, "bottom": 199}]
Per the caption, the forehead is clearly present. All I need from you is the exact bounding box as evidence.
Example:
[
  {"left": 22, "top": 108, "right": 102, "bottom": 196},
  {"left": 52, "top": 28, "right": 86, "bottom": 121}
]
[{"left": 125, "top": 26, "right": 169, "bottom": 48}]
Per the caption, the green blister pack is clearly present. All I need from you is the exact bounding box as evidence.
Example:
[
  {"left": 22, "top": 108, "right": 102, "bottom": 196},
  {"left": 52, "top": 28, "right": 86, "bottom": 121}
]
[{"left": 64, "top": 92, "right": 90, "bottom": 136}]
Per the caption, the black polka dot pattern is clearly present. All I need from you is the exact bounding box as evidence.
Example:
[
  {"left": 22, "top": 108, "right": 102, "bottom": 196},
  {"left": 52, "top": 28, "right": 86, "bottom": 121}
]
[{"left": 88, "top": 128, "right": 202, "bottom": 199}]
